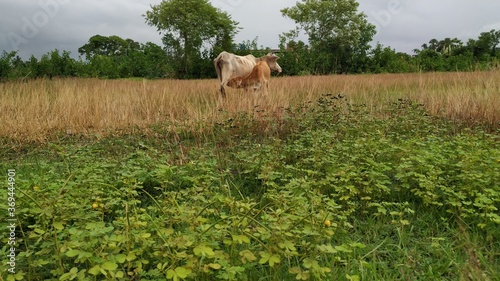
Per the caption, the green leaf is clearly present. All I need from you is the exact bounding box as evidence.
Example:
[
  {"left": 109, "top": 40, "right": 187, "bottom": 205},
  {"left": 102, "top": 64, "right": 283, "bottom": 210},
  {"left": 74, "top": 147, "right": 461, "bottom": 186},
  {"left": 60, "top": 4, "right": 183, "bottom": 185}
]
[
  {"left": 11, "top": 271, "right": 25, "bottom": 281},
  {"left": 317, "top": 244, "right": 338, "bottom": 254},
  {"left": 65, "top": 249, "right": 80, "bottom": 257},
  {"left": 126, "top": 252, "right": 137, "bottom": 261},
  {"left": 335, "top": 245, "right": 352, "bottom": 253},
  {"left": 88, "top": 265, "right": 100, "bottom": 275},
  {"left": 208, "top": 263, "right": 221, "bottom": 269},
  {"left": 157, "top": 262, "right": 169, "bottom": 271},
  {"left": 176, "top": 267, "right": 192, "bottom": 279},
  {"left": 101, "top": 261, "right": 118, "bottom": 271},
  {"left": 53, "top": 221, "right": 64, "bottom": 230},
  {"left": 259, "top": 251, "right": 280, "bottom": 267},
  {"left": 59, "top": 267, "right": 79, "bottom": 281},
  {"left": 278, "top": 240, "right": 296, "bottom": 251},
  {"left": 232, "top": 234, "right": 250, "bottom": 244},
  {"left": 346, "top": 274, "right": 360, "bottom": 281},
  {"left": 116, "top": 271, "right": 124, "bottom": 278},
  {"left": 303, "top": 258, "right": 319, "bottom": 270},
  {"left": 193, "top": 245, "right": 215, "bottom": 257},
  {"left": 166, "top": 269, "right": 176, "bottom": 279},
  {"left": 239, "top": 250, "right": 257, "bottom": 263},
  {"left": 259, "top": 252, "right": 271, "bottom": 264},
  {"left": 289, "top": 267, "right": 310, "bottom": 280},
  {"left": 400, "top": 219, "right": 410, "bottom": 225},
  {"left": 166, "top": 267, "right": 193, "bottom": 280},
  {"left": 349, "top": 242, "right": 366, "bottom": 249},
  {"left": 115, "top": 254, "right": 126, "bottom": 263}
]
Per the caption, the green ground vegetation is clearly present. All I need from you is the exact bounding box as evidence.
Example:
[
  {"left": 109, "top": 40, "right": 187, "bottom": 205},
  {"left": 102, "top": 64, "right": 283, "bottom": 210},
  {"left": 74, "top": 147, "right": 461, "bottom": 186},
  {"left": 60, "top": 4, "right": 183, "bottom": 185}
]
[{"left": 1, "top": 96, "right": 499, "bottom": 280}]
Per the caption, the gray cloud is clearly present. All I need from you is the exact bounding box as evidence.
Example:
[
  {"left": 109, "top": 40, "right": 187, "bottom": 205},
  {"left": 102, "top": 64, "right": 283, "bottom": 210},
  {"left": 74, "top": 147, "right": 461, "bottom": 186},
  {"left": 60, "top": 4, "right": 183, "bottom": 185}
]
[
  {"left": 1, "top": 0, "right": 162, "bottom": 59},
  {"left": 360, "top": 0, "right": 500, "bottom": 53},
  {"left": 1, "top": 0, "right": 499, "bottom": 59}
]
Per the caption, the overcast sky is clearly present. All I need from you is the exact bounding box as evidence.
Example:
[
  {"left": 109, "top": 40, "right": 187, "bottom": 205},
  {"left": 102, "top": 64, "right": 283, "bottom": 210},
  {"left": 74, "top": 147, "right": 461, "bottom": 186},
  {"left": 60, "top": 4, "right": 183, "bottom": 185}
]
[{"left": 1, "top": 0, "right": 500, "bottom": 60}]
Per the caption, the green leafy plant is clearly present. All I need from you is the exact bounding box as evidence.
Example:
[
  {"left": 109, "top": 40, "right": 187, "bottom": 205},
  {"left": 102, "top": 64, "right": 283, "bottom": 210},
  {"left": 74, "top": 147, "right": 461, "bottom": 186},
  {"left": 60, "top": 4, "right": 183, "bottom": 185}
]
[{"left": 1, "top": 95, "right": 499, "bottom": 280}]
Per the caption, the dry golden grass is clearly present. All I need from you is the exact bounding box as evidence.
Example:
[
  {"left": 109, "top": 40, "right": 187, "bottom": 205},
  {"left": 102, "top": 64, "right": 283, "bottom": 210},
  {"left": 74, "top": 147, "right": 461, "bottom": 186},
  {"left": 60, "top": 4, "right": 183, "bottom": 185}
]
[{"left": 1, "top": 71, "right": 499, "bottom": 141}]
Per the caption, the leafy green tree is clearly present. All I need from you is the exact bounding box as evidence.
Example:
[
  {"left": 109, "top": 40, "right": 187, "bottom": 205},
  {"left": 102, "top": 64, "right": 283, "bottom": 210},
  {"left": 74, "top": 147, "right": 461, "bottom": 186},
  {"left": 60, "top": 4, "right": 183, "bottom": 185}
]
[
  {"left": 470, "top": 29, "right": 500, "bottom": 59},
  {"left": 144, "top": 0, "right": 239, "bottom": 78},
  {"left": 77, "top": 35, "right": 169, "bottom": 79},
  {"left": 24, "top": 55, "right": 39, "bottom": 78},
  {"left": 78, "top": 35, "right": 131, "bottom": 60},
  {"left": 412, "top": 31, "right": 500, "bottom": 72},
  {"left": 437, "top": 38, "right": 462, "bottom": 56},
  {"left": 281, "top": 0, "right": 376, "bottom": 74},
  {"left": 142, "top": 42, "right": 170, "bottom": 78},
  {"left": 32, "top": 50, "right": 77, "bottom": 78},
  {"left": 415, "top": 49, "right": 445, "bottom": 72},
  {"left": 234, "top": 38, "right": 260, "bottom": 55},
  {"left": 444, "top": 52, "right": 475, "bottom": 71},
  {"left": 368, "top": 43, "right": 415, "bottom": 73},
  {"left": 0, "top": 51, "right": 17, "bottom": 79},
  {"left": 86, "top": 55, "right": 120, "bottom": 78},
  {"left": 369, "top": 43, "right": 391, "bottom": 72},
  {"left": 427, "top": 38, "right": 439, "bottom": 51},
  {"left": 118, "top": 48, "right": 146, "bottom": 77},
  {"left": 278, "top": 37, "right": 313, "bottom": 76}
]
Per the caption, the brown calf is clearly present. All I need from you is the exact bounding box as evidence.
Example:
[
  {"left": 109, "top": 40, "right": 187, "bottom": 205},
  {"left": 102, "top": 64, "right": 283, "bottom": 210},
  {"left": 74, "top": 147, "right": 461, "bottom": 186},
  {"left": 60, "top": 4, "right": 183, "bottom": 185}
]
[
  {"left": 226, "top": 61, "right": 271, "bottom": 92},
  {"left": 214, "top": 51, "right": 281, "bottom": 97}
]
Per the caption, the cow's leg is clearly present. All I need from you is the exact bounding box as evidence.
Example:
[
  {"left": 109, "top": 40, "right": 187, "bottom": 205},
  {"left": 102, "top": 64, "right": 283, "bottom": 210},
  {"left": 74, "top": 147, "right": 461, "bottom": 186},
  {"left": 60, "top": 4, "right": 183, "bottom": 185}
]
[
  {"left": 215, "top": 57, "right": 229, "bottom": 99},
  {"left": 214, "top": 57, "right": 223, "bottom": 97},
  {"left": 220, "top": 84, "right": 226, "bottom": 98},
  {"left": 220, "top": 76, "right": 230, "bottom": 98},
  {"left": 256, "top": 82, "right": 261, "bottom": 92}
]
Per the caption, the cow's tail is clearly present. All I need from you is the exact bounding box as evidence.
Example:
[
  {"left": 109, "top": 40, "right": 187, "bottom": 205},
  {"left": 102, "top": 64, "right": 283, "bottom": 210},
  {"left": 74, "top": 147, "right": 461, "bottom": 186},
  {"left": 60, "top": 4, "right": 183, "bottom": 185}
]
[
  {"left": 214, "top": 55, "right": 226, "bottom": 98},
  {"left": 214, "top": 55, "right": 223, "bottom": 82}
]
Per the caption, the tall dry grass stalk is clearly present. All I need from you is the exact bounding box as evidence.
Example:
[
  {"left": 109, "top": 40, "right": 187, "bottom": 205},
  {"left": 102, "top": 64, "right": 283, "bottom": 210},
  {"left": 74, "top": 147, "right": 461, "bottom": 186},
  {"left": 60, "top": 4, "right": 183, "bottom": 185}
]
[{"left": 1, "top": 71, "right": 499, "bottom": 141}]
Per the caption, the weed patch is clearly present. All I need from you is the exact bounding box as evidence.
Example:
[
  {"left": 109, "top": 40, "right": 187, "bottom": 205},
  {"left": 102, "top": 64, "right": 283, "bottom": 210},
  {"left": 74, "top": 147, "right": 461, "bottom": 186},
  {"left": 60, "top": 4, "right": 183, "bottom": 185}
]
[{"left": 1, "top": 95, "right": 499, "bottom": 280}]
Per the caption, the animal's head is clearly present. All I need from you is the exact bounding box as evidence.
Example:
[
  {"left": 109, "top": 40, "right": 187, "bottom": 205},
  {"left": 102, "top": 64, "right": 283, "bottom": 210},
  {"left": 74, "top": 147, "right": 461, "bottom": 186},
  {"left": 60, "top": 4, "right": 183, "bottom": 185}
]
[
  {"left": 262, "top": 53, "right": 282, "bottom": 73},
  {"left": 227, "top": 77, "right": 244, "bottom": 88}
]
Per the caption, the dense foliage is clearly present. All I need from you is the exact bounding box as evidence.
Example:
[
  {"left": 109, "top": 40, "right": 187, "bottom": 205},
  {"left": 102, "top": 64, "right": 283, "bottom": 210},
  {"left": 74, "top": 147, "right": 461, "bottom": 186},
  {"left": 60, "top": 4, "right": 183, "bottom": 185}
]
[
  {"left": 144, "top": 0, "right": 238, "bottom": 79},
  {"left": 278, "top": 29, "right": 500, "bottom": 75},
  {"left": 0, "top": 36, "right": 169, "bottom": 80},
  {"left": 2, "top": 30, "right": 499, "bottom": 80},
  {"left": 1, "top": 96, "right": 499, "bottom": 280},
  {"left": 281, "top": 0, "right": 376, "bottom": 74}
]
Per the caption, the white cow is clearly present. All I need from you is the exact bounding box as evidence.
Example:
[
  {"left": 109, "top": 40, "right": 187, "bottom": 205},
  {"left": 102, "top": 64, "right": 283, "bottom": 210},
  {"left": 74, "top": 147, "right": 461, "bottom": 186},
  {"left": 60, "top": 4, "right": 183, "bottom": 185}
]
[{"left": 214, "top": 51, "right": 282, "bottom": 97}]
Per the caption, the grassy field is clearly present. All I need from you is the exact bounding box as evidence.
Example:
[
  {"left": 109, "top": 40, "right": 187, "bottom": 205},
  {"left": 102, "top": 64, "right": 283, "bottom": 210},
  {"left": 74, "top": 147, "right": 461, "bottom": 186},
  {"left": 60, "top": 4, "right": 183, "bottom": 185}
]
[
  {"left": 1, "top": 70, "right": 499, "bottom": 141},
  {"left": 1, "top": 72, "right": 500, "bottom": 280}
]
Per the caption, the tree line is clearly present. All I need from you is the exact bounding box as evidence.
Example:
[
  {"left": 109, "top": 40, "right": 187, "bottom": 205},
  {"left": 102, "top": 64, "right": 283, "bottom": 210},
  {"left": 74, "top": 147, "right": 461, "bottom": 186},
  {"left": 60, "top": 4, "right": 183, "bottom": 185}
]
[{"left": 1, "top": 0, "right": 499, "bottom": 80}]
